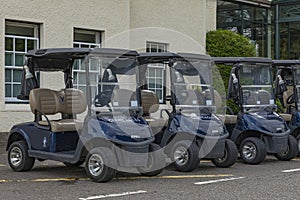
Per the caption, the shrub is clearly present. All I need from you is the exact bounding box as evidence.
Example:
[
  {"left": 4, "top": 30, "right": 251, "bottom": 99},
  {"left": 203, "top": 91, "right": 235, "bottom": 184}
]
[{"left": 206, "top": 29, "right": 256, "bottom": 114}]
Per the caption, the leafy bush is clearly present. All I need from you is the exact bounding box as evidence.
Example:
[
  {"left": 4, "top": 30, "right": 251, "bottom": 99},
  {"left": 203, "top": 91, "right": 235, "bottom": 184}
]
[{"left": 206, "top": 29, "right": 256, "bottom": 114}]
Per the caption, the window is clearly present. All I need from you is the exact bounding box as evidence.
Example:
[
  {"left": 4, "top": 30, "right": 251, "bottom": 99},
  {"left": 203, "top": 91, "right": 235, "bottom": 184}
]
[
  {"left": 5, "top": 21, "right": 39, "bottom": 103},
  {"left": 146, "top": 42, "right": 168, "bottom": 103},
  {"left": 73, "top": 28, "right": 102, "bottom": 94}
]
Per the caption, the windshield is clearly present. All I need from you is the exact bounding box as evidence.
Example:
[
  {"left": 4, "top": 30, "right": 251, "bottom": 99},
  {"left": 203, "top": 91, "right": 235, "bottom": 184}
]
[
  {"left": 82, "top": 53, "right": 139, "bottom": 114},
  {"left": 239, "top": 63, "right": 274, "bottom": 109},
  {"left": 172, "top": 59, "right": 215, "bottom": 110}
]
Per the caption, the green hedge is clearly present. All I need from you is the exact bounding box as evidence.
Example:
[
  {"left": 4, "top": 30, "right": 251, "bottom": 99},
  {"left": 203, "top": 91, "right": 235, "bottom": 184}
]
[{"left": 206, "top": 29, "right": 256, "bottom": 114}]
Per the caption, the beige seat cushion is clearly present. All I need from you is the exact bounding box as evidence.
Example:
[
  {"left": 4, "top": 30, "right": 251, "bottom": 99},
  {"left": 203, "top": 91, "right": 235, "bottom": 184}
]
[
  {"left": 38, "top": 119, "right": 84, "bottom": 132},
  {"left": 217, "top": 114, "right": 237, "bottom": 124},
  {"left": 30, "top": 88, "right": 87, "bottom": 132},
  {"left": 279, "top": 113, "right": 292, "bottom": 122},
  {"left": 145, "top": 117, "right": 168, "bottom": 128}
]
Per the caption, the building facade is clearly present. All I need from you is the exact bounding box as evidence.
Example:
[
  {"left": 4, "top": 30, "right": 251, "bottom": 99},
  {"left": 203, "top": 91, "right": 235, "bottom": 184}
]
[
  {"left": 217, "top": 0, "right": 300, "bottom": 59},
  {"left": 0, "top": 0, "right": 217, "bottom": 132}
]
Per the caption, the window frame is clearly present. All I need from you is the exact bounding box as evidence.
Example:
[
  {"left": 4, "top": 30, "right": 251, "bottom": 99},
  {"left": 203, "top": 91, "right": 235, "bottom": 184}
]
[
  {"left": 146, "top": 41, "right": 168, "bottom": 103},
  {"left": 5, "top": 20, "right": 40, "bottom": 103}
]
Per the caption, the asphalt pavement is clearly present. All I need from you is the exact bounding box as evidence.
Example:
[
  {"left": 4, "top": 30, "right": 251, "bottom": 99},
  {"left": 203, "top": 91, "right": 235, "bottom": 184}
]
[{"left": 0, "top": 137, "right": 300, "bottom": 200}]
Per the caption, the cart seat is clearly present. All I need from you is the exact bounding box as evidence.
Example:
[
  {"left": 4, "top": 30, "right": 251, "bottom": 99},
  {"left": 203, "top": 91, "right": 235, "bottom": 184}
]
[
  {"left": 217, "top": 114, "right": 237, "bottom": 124},
  {"left": 214, "top": 90, "right": 237, "bottom": 124},
  {"left": 279, "top": 113, "right": 292, "bottom": 122},
  {"left": 30, "top": 88, "right": 87, "bottom": 132},
  {"left": 141, "top": 90, "right": 168, "bottom": 133}
]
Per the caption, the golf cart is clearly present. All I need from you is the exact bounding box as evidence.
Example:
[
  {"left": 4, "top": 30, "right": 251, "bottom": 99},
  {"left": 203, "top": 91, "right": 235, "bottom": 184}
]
[
  {"left": 214, "top": 57, "right": 297, "bottom": 164},
  {"left": 136, "top": 52, "right": 238, "bottom": 172},
  {"left": 273, "top": 60, "right": 300, "bottom": 155},
  {"left": 6, "top": 48, "right": 164, "bottom": 182}
]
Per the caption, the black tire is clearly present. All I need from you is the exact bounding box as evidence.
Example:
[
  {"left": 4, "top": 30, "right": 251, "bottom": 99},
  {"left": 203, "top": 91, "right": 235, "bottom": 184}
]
[
  {"left": 212, "top": 139, "right": 238, "bottom": 168},
  {"left": 63, "top": 160, "right": 85, "bottom": 167},
  {"left": 296, "top": 135, "right": 300, "bottom": 157},
  {"left": 85, "top": 147, "right": 116, "bottom": 182},
  {"left": 275, "top": 135, "right": 298, "bottom": 161},
  {"left": 137, "top": 143, "right": 165, "bottom": 176},
  {"left": 240, "top": 137, "right": 266, "bottom": 165},
  {"left": 171, "top": 140, "right": 200, "bottom": 172},
  {"left": 8, "top": 140, "right": 35, "bottom": 172}
]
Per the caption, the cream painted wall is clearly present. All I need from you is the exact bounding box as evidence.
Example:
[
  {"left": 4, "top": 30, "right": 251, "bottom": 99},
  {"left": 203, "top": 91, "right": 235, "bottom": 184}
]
[
  {"left": 206, "top": 0, "right": 217, "bottom": 33},
  {"left": 0, "top": 0, "right": 131, "bottom": 132},
  {"left": 0, "top": 0, "right": 217, "bottom": 132},
  {"left": 129, "top": 0, "right": 207, "bottom": 53}
]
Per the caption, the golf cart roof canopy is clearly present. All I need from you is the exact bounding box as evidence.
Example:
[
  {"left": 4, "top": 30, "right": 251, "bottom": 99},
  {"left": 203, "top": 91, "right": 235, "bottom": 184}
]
[
  {"left": 213, "top": 57, "right": 272, "bottom": 64},
  {"left": 272, "top": 60, "right": 300, "bottom": 66},
  {"left": 26, "top": 48, "right": 138, "bottom": 72},
  {"left": 26, "top": 48, "right": 92, "bottom": 72},
  {"left": 138, "top": 52, "right": 211, "bottom": 65}
]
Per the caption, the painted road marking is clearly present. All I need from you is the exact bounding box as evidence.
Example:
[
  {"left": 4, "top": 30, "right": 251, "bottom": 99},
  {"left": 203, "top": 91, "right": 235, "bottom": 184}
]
[
  {"left": 116, "top": 174, "right": 233, "bottom": 180},
  {"left": 0, "top": 174, "right": 234, "bottom": 183},
  {"left": 79, "top": 190, "right": 147, "bottom": 200},
  {"left": 282, "top": 168, "right": 300, "bottom": 173},
  {"left": 0, "top": 164, "right": 6, "bottom": 167},
  {"left": 194, "top": 177, "right": 245, "bottom": 185},
  {"left": 292, "top": 158, "right": 300, "bottom": 161}
]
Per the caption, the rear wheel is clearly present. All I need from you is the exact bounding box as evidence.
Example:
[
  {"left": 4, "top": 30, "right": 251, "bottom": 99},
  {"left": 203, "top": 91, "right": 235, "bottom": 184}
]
[
  {"left": 85, "top": 147, "right": 116, "bottom": 182},
  {"left": 8, "top": 141, "right": 35, "bottom": 172},
  {"left": 275, "top": 135, "right": 298, "bottom": 161},
  {"left": 240, "top": 137, "right": 266, "bottom": 165},
  {"left": 137, "top": 143, "right": 165, "bottom": 176},
  {"left": 171, "top": 140, "right": 200, "bottom": 172},
  {"left": 212, "top": 139, "right": 238, "bottom": 168}
]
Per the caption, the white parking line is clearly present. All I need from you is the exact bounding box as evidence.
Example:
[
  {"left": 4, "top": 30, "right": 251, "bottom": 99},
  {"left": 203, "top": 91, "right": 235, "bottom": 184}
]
[
  {"left": 79, "top": 190, "right": 147, "bottom": 200},
  {"left": 282, "top": 168, "right": 300, "bottom": 173},
  {"left": 194, "top": 177, "right": 245, "bottom": 185},
  {"left": 0, "top": 164, "right": 6, "bottom": 167}
]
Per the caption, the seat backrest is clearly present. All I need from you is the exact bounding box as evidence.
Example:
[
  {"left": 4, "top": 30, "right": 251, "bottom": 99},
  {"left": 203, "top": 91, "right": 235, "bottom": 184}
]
[
  {"left": 64, "top": 88, "right": 87, "bottom": 114},
  {"left": 257, "top": 90, "right": 271, "bottom": 105},
  {"left": 30, "top": 88, "right": 58, "bottom": 114},
  {"left": 30, "top": 88, "right": 87, "bottom": 115},
  {"left": 213, "top": 90, "right": 223, "bottom": 110},
  {"left": 141, "top": 90, "right": 159, "bottom": 115},
  {"left": 283, "top": 86, "right": 294, "bottom": 108}
]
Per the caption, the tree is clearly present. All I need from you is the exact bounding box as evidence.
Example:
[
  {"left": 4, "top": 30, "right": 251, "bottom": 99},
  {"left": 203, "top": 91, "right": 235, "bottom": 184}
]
[{"left": 206, "top": 29, "right": 256, "bottom": 114}]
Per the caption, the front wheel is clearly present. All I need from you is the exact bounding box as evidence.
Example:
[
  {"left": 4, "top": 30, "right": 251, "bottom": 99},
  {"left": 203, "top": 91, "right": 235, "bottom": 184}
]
[
  {"left": 240, "top": 137, "right": 266, "bottom": 165},
  {"left": 8, "top": 141, "right": 35, "bottom": 172},
  {"left": 212, "top": 139, "right": 238, "bottom": 168},
  {"left": 171, "top": 140, "right": 200, "bottom": 172},
  {"left": 137, "top": 143, "right": 165, "bottom": 176},
  {"left": 275, "top": 135, "right": 298, "bottom": 161},
  {"left": 85, "top": 147, "right": 116, "bottom": 182}
]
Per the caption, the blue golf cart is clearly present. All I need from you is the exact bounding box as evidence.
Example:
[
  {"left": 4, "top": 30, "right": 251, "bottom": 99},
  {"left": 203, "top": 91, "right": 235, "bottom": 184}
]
[
  {"left": 136, "top": 52, "right": 238, "bottom": 172},
  {"left": 214, "top": 57, "right": 297, "bottom": 164},
  {"left": 6, "top": 48, "right": 164, "bottom": 182},
  {"left": 273, "top": 60, "right": 300, "bottom": 156}
]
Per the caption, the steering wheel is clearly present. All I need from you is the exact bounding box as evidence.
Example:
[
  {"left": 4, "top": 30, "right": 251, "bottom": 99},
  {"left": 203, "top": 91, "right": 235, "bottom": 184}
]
[
  {"left": 287, "top": 94, "right": 295, "bottom": 104},
  {"left": 94, "top": 91, "right": 111, "bottom": 108}
]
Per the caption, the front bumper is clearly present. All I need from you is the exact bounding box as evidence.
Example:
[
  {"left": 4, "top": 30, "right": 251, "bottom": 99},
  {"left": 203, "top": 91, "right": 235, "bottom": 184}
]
[
  {"left": 197, "top": 137, "right": 226, "bottom": 159},
  {"left": 114, "top": 144, "right": 149, "bottom": 167},
  {"left": 263, "top": 135, "right": 289, "bottom": 154}
]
